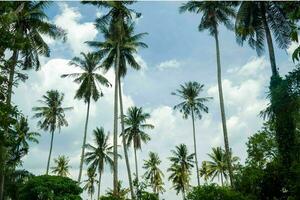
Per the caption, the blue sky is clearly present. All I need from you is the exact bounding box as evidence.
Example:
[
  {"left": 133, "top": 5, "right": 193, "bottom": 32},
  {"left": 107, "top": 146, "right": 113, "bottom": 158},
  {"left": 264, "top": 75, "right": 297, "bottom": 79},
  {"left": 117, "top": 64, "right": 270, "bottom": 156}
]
[{"left": 13, "top": 1, "right": 297, "bottom": 199}]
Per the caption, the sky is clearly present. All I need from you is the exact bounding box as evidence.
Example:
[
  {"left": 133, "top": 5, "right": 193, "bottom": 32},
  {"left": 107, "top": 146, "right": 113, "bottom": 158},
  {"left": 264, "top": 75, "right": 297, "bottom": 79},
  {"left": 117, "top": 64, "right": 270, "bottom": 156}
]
[{"left": 13, "top": 1, "right": 297, "bottom": 200}]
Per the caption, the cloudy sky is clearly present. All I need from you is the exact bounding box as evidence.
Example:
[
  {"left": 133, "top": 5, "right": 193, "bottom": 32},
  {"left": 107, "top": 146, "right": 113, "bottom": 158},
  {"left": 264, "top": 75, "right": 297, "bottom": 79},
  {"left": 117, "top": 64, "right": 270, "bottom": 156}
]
[{"left": 14, "top": 1, "right": 296, "bottom": 199}]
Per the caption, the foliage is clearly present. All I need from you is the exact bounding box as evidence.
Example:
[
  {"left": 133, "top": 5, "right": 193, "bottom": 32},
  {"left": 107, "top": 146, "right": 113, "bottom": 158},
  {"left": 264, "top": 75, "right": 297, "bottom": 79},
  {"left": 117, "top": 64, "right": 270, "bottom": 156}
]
[
  {"left": 51, "top": 155, "right": 71, "bottom": 177},
  {"left": 104, "top": 181, "right": 130, "bottom": 200},
  {"left": 19, "top": 175, "right": 82, "bottom": 200},
  {"left": 143, "top": 152, "right": 165, "bottom": 195},
  {"left": 186, "top": 184, "right": 250, "bottom": 200},
  {"left": 83, "top": 167, "right": 98, "bottom": 199}
]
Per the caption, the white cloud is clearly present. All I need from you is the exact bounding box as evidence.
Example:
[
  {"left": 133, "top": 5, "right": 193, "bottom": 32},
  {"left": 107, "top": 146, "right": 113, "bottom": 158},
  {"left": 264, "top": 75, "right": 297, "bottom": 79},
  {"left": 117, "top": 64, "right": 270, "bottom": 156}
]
[
  {"left": 54, "top": 3, "right": 98, "bottom": 55},
  {"left": 287, "top": 40, "right": 299, "bottom": 56},
  {"left": 157, "top": 59, "right": 181, "bottom": 71},
  {"left": 227, "top": 57, "right": 267, "bottom": 77}
]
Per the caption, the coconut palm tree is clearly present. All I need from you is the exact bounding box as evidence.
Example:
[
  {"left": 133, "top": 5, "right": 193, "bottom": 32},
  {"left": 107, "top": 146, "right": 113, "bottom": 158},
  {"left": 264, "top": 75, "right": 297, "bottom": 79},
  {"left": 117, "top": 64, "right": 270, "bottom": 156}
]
[
  {"left": 5, "top": 1, "right": 65, "bottom": 106},
  {"left": 123, "top": 106, "right": 154, "bottom": 190},
  {"left": 87, "top": 22, "right": 147, "bottom": 199},
  {"left": 83, "top": 167, "right": 98, "bottom": 200},
  {"left": 205, "top": 147, "right": 240, "bottom": 186},
  {"left": 168, "top": 144, "right": 194, "bottom": 200},
  {"left": 85, "top": 127, "right": 115, "bottom": 199},
  {"left": 106, "top": 181, "right": 130, "bottom": 200},
  {"left": 82, "top": 1, "right": 139, "bottom": 194},
  {"left": 179, "top": 1, "right": 237, "bottom": 186},
  {"left": 235, "top": 2, "right": 295, "bottom": 170},
  {"left": 9, "top": 116, "right": 40, "bottom": 166},
  {"left": 235, "top": 2, "right": 292, "bottom": 77},
  {"left": 199, "top": 161, "right": 210, "bottom": 183},
  {"left": 32, "top": 90, "right": 72, "bottom": 175},
  {"left": 143, "top": 152, "right": 165, "bottom": 197},
  {"left": 51, "top": 155, "right": 71, "bottom": 177},
  {"left": 172, "top": 81, "right": 212, "bottom": 186},
  {"left": 61, "top": 52, "right": 110, "bottom": 183}
]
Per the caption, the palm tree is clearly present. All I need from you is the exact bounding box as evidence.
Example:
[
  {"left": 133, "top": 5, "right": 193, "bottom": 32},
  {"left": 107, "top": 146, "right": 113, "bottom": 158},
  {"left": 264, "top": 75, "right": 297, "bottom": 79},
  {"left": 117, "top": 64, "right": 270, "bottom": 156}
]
[
  {"left": 10, "top": 116, "right": 40, "bottom": 166},
  {"left": 179, "top": 2, "right": 237, "bottom": 186},
  {"left": 235, "top": 2, "right": 295, "bottom": 170},
  {"left": 143, "top": 152, "right": 165, "bottom": 197},
  {"left": 85, "top": 127, "right": 114, "bottom": 199},
  {"left": 168, "top": 144, "right": 194, "bottom": 200},
  {"left": 32, "top": 90, "right": 72, "bottom": 175},
  {"left": 61, "top": 52, "right": 110, "bottom": 183},
  {"left": 205, "top": 147, "right": 240, "bottom": 186},
  {"left": 5, "top": 1, "right": 65, "bottom": 106},
  {"left": 106, "top": 181, "right": 130, "bottom": 200},
  {"left": 199, "top": 161, "right": 210, "bottom": 183},
  {"left": 87, "top": 22, "right": 147, "bottom": 199},
  {"left": 51, "top": 155, "right": 71, "bottom": 177},
  {"left": 82, "top": 1, "right": 139, "bottom": 194},
  {"left": 124, "top": 106, "right": 154, "bottom": 190},
  {"left": 172, "top": 81, "right": 212, "bottom": 186},
  {"left": 235, "top": 2, "right": 292, "bottom": 77},
  {"left": 83, "top": 167, "right": 98, "bottom": 200}
]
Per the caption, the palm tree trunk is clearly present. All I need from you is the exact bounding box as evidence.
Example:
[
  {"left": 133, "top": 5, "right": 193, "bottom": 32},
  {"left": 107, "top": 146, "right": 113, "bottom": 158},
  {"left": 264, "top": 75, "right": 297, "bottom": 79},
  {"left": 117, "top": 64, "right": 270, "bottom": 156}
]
[
  {"left": 118, "top": 79, "right": 135, "bottom": 200},
  {"left": 182, "top": 188, "right": 186, "bottom": 200},
  {"left": 221, "top": 173, "right": 224, "bottom": 186},
  {"left": 261, "top": 3, "right": 278, "bottom": 77},
  {"left": 46, "top": 130, "right": 55, "bottom": 175},
  {"left": 134, "top": 146, "right": 139, "bottom": 191},
  {"left": 97, "top": 170, "right": 102, "bottom": 200},
  {"left": 214, "top": 30, "right": 234, "bottom": 187},
  {"left": 78, "top": 99, "right": 91, "bottom": 182},
  {"left": 6, "top": 50, "right": 19, "bottom": 106},
  {"left": 113, "top": 43, "right": 120, "bottom": 194},
  {"left": 191, "top": 109, "right": 200, "bottom": 186}
]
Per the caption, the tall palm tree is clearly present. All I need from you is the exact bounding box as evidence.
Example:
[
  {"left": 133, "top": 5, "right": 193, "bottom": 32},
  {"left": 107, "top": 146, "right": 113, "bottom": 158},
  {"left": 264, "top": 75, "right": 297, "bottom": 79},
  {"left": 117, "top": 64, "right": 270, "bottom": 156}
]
[
  {"left": 179, "top": 2, "right": 237, "bottom": 186},
  {"left": 205, "top": 147, "right": 239, "bottom": 186},
  {"left": 85, "top": 127, "right": 115, "bottom": 199},
  {"left": 172, "top": 81, "right": 212, "bottom": 186},
  {"left": 51, "top": 155, "right": 71, "bottom": 177},
  {"left": 143, "top": 152, "right": 165, "bottom": 197},
  {"left": 124, "top": 106, "right": 154, "bottom": 191},
  {"left": 82, "top": 1, "right": 139, "bottom": 194},
  {"left": 5, "top": 1, "right": 65, "bottom": 106},
  {"left": 87, "top": 22, "right": 147, "bottom": 199},
  {"left": 83, "top": 167, "right": 98, "bottom": 200},
  {"left": 61, "top": 52, "right": 110, "bottom": 183},
  {"left": 235, "top": 2, "right": 295, "bottom": 170},
  {"left": 32, "top": 90, "right": 72, "bottom": 175},
  {"left": 168, "top": 144, "right": 194, "bottom": 200}
]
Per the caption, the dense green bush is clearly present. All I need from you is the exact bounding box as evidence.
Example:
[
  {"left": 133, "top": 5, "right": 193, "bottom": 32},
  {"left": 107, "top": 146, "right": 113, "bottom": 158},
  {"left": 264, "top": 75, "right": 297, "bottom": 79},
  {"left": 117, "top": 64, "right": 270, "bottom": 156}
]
[
  {"left": 19, "top": 175, "right": 82, "bottom": 200},
  {"left": 186, "top": 184, "right": 250, "bottom": 200}
]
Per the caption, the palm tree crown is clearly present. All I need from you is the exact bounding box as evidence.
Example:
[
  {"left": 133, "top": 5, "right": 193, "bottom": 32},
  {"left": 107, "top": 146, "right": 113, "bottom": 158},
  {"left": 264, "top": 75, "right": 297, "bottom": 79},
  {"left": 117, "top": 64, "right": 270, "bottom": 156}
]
[
  {"left": 143, "top": 152, "right": 165, "bottom": 195},
  {"left": 83, "top": 167, "right": 98, "bottom": 200},
  {"left": 51, "top": 155, "right": 71, "bottom": 177},
  {"left": 124, "top": 106, "right": 154, "bottom": 150},
  {"left": 172, "top": 81, "right": 212, "bottom": 119},
  {"left": 61, "top": 52, "right": 111, "bottom": 103},
  {"left": 32, "top": 90, "right": 72, "bottom": 133}
]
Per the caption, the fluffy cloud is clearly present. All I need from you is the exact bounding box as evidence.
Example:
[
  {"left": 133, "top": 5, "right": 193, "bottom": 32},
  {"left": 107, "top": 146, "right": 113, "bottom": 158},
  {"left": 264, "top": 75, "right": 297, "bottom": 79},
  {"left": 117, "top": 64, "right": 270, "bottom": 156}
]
[
  {"left": 157, "top": 59, "right": 181, "bottom": 70},
  {"left": 54, "top": 3, "right": 98, "bottom": 55}
]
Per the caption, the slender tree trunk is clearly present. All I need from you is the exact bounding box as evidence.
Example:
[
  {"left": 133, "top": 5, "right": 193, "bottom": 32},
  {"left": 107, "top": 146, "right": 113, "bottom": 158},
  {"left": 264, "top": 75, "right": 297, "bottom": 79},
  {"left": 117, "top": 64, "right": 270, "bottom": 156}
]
[
  {"left": 261, "top": 3, "right": 278, "bottom": 77},
  {"left": 134, "top": 146, "right": 139, "bottom": 190},
  {"left": 191, "top": 109, "right": 200, "bottom": 186},
  {"left": 6, "top": 50, "right": 19, "bottom": 106},
  {"left": 118, "top": 79, "right": 135, "bottom": 199},
  {"left": 78, "top": 99, "right": 91, "bottom": 182},
  {"left": 97, "top": 170, "right": 101, "bottom": 200},
  {"left": 221, "top": 173, "right": 224, "bottom": 186},
  {"left": 46, "top": 130, "right": 55, "bottom": 175},
  {"left": 113, "top": 44, "right": 120, "bottom": 194},
  {"left": 182, "top": 188, "right": 186, "bottom": 200},
  {"left": 214, "top": 30, "right": 234, "bottom": 187}
]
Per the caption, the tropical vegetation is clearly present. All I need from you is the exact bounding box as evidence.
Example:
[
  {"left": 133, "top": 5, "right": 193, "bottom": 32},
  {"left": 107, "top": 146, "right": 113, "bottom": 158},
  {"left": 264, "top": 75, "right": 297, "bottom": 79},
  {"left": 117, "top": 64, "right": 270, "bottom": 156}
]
[{"left": 0, "top": 1, "right": 300, "bottom": 200}]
